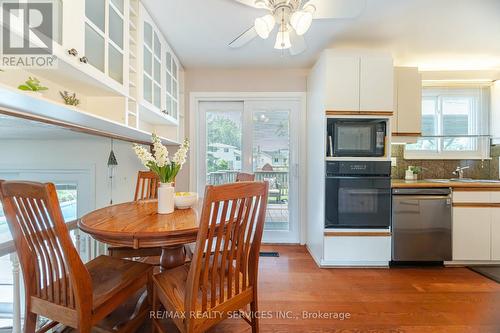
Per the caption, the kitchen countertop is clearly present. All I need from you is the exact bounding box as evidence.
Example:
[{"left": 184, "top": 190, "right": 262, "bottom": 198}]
[{"left": 392, "top": 179, "right": 500, "bottom": 189}]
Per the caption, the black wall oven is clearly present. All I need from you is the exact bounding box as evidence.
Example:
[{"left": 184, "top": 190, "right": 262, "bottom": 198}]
[
  {"left": 325, "top": 161, "right": 391, "bottom": 229},
  {"left": 327, "top": 118, "right": 387, "bottom": 157}
]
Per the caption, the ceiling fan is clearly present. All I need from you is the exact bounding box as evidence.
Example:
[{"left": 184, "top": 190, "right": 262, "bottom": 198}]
[{"left": 229, "top": 0, "right": 367, "bottom": 55}]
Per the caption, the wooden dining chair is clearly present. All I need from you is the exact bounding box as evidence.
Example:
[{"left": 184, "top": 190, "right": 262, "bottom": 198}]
[
  {"left": 108, "top": 171, "right": 163, "bottom": 259},
  {"left": 0, "top": 180, "right": 153, "bottom": 333},
  {"left": 152, "top": 181, "right": 269, "bottom": 333},
  {"left": 133, "top": 171, "right": 160, "bottom": 201},
  {"left": 235, "top": 172, "right": 256, "bottom": 182}
]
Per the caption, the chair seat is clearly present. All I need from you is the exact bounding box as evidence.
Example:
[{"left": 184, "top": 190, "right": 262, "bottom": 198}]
[
  {"left": 153, "top": 262, "right": 245, "bottom": 313},
  {"left": 86, "top": 255, "right": 152, "bottom": 309}
]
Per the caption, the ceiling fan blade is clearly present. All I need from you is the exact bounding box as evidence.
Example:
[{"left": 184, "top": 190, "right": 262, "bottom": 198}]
[
  {"left": 289, "top": 30, "right": 307, "bottom": 56},
  {"left": 229, "top": 26, "right": 258, "bottom": 48},
  {"left": 307, "top": 0, "right": 367, "bottom": 19},
  {"left": 232, "top": 0, "right": 263, "bottom": 8}
]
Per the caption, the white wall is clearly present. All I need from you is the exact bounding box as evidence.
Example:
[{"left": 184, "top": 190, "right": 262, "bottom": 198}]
[
  {"left": 0, "top": 135, "right": 146, "bottom": 213},
  {"left": 179, "top": 68, "right": 308, "bottom": 190}
]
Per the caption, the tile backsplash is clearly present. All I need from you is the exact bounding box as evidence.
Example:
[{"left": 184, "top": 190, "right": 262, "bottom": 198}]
[{"left": 391, "top": 145, "right": 500, "bottom": 180}]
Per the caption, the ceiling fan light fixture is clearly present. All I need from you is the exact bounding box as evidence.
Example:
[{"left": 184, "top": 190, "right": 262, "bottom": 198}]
[
  {"left": 274, "top": 28, "right": 291, "bottom": 50},
  {"left": 290, "top": 5, "right": 315, "bottom": 36},
  {"left": 254, "top": 14, "right": 275, "bottom": 39}
]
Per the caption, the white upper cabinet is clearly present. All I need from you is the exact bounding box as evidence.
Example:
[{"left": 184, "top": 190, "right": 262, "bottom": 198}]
[
  {"left": 138, "top": 4, "right": 180, "bottom": 125},
  {"left": 141, "top": 13, "right": 162, "bottom": 110},
  {"left": 165, "top": 50, "right": 179, "bottom": 120},
  {"left": 393, "top": 67, "right": 422, "bottom": 137},
  {"left": 360, "top": 55, "right": 394, "bottom": 112},
  {"left": 322, "top": 50, "right": 394, "bottom": 112},
  {"left": 54, "top": 0, "right": 129, "bottom": 94},
  {"left": 325, "top": 54, "right": 360, "bottom": 111}
]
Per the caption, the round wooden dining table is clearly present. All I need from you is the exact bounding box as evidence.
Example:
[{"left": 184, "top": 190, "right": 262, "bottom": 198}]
[{"left": 78, "top": 199, "right": 202, "bottom": 270}]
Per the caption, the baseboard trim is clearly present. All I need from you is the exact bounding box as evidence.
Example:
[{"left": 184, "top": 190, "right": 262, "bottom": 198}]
[
  {"left": 445, "top": 260, "right": 500, "bottom": 266},
  {"left": 320, "top": 260, "right": 390, "bottom": 268}
]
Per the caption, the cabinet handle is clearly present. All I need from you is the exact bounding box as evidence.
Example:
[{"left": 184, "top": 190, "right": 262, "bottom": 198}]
[
  {"left": 67, "top": 48, "right": 78, "bottom": 56},
  {"left": 79, "top": 56, "right": 88, "bottom": 64}
]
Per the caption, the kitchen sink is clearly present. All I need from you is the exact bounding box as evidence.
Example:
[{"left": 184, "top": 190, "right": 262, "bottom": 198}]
[
  {"left": 425, "top": 179, "right": 451, "bottom": 183},
  {"left": 425, "top": 178, "right": 500, "bottom": 184}
]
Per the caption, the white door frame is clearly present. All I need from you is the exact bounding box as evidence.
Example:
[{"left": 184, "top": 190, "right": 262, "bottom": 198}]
[{"left": 189, "top": 92, "right": 307, "bottom": 245}]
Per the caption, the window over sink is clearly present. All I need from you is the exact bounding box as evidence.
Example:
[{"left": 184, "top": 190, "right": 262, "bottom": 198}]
[{"left": 404, "top": 85, "right": 490, "bottom": 159}]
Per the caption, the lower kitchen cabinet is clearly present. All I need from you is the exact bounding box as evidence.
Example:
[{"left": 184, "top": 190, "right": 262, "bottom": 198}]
[
  {"left": 492, "top": 211, "right": 500, "bottom": 260},
  {"left": 452, "top": 207, "right": 491, "bottom": 261},
  {"left": 323, "top": 235, "right": 391, "bottom": 266}
]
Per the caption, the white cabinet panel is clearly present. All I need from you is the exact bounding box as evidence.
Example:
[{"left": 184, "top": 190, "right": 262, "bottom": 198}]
[
  {"left": 489, "top": 192, "right": 500, "bottom": 203},
  {"left": 492, "top": 210, "right": 500, "bottom": 260},
  {"left": 360, "top": 56, "right": 394, "bottom": 112},
  {"left": 394, "top": 67, "right": 421, "bottom": 134},
  {"left": 325, "top": 55, "right": 360, "bottom": 111},
  {"left": 453, "top": 208, "right": 491, "bottom": 261},
  {"left": 452, "top": 191, "right": 491, "bottom": 203},
  {"left": 324, "top": 236, "right": 391, "bottom": 264}
]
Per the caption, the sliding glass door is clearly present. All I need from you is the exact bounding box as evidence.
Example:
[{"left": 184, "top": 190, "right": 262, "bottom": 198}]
[{"left": 198, "top": 99, "right": 300, "bottom": 243}]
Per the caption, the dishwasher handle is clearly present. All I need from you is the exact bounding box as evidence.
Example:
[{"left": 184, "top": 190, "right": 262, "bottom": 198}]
[{"left": 393, "top": 195, "right": 451, "bottom": 201}]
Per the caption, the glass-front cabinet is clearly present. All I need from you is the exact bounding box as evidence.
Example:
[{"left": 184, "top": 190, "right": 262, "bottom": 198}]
[
  {"left": 85, "top": 0, "right": 126, "bottom": 84},
  {"left": 53, "top": 0, "right": 129, "bottom": 94},
  {"left": 165, "top": 50, "right": 179, "bottom": 120},
  {"left": 139, "top": 4, "right": 180, "bottom": 125}
]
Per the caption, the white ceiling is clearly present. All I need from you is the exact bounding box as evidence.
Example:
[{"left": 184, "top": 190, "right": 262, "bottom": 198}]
[{"left": 143, "top": 0, "right": 500, "bottom": 70}]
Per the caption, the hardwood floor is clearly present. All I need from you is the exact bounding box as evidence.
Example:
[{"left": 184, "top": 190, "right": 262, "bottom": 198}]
[
  {"left": 206, "top": 245, "right": 500, "bottom": 333},
  {"left": 87, "top": 245, "right": 500, "bottom": 333}
]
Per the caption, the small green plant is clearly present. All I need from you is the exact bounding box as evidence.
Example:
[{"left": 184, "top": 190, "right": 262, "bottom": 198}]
[
  {"left": 59, "top": 91, "right": 80, "bottom": 106},
  {"left": 410, "top": 166, "right": 423, "bottom": 174},
  {"left": 18, "top": 77, "right": 48, "bottom": 92}
]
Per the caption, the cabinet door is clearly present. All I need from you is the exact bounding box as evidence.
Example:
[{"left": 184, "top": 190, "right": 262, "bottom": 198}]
[
  {"left": 395, "top": 67, "right": 421, "bottom": 134},
  {"left": 141, "top": 10, "right": 163, "bottom": 110},
  {"left": 492, "top": 209, "right": 500, "bottom": 260},
  {"left": 60, "top": 0, "right": 85, "bottom": 52},
  {"left": 325, "top": 55, "right": 360, "bottom": 111},
  {"left": 360, "top": 55, "right": 394, "bottom": 112},
  {"left": 452, "top": 208, "right": 491, "bottom": 261}
]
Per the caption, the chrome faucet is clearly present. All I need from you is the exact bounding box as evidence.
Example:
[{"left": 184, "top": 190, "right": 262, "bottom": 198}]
[{"left": 452, "top": 166, "right": 470, "bottom": 179}]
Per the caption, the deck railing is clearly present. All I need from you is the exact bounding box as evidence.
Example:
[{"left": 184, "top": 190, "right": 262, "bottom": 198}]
[{"left": 207, "top": 170, "right": 289, "bottom": 188}]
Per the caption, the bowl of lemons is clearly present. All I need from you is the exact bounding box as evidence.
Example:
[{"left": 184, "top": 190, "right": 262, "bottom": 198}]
[{"left": 174, "top": 192, "right": 198, "bottom": 209}]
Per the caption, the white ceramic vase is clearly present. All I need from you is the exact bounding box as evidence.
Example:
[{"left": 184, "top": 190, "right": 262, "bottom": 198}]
[{"left": 158, "top": 182, "right": 175, "bottom": 214}]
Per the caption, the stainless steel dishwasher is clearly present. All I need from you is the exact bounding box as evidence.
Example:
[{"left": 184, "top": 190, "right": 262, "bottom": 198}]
[{"left": 392, "top": 188, "right": 452, "bottom": 262}]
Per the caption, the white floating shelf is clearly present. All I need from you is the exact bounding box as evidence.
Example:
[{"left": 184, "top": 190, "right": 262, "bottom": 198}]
[{"left": 0, "top": 85, "right": 179, "bottom": 146}]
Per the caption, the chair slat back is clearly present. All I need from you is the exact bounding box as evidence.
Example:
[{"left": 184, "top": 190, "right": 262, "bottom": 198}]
[
  {"left": 235, "top": 172, "right": 255, "bottom": 182},
  {"left": 186, "top": 181, "right": 269, "bottom": 313},
  {"left": 0, "top": 181, "right": 91, "bottom": 311},
  {"left": 134, "top": 171, "right": 159, "bottom": 201}
]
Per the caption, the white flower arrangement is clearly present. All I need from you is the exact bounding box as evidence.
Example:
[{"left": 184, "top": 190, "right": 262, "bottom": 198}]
[{"left": 133, "top": 134, "right": 190, "bottom": 184}]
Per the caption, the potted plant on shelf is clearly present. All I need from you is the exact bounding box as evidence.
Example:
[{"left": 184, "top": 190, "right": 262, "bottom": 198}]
[
  {"left": 133, "top": 134, "right": 189, "bottom": 214},
  {"left": 18, "top": 77, "right": 48, "bottom": 96},
  {"left": 60, "top": 91, "right": 80, "bottom": 107}
]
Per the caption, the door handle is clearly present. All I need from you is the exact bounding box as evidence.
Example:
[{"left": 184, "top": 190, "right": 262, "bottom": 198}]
[{"left": 79, "top": 56, "right": 88, "bottom": 64}]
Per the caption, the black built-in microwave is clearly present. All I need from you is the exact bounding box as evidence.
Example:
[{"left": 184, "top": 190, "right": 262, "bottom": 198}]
[{"left": 327, "top": 119, "right": 387, "bottom": 157}]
